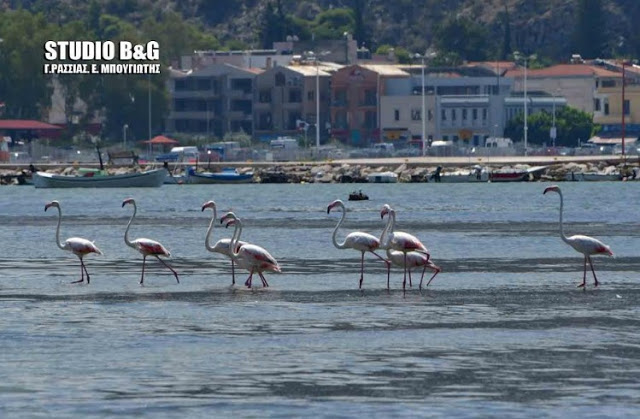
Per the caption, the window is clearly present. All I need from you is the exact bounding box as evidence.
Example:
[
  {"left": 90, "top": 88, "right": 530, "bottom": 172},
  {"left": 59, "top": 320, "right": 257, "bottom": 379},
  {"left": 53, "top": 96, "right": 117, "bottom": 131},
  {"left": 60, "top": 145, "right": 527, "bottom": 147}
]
[
  {"left": 594, "top": 98, "right": 601, "bottom": 111},
  {"left": 473, "top": 109, "right": 478, "bottom": 120},
  {"left": 441, "top": 109, "right": 446, "bottom": 121},
  {"left": 365, "top": 111, "right": 377, "bottom": 128},
  {"left": 462, "top": 109, "right": 467, "bottom": 120},
  {"left": 411, "top": 109, "right": 421, "bottom": 121},
  {"left": 364, "top": 90, "right": 377, "bottom": 106},
  {"left": 394, "top": 109, "right": 400, "bottom": 121},
  {"left": 288, "top": 89, "right": 302, "bottom": 103},
  {"left": 428, "top": 109, "right": 433, "bottom": 121},
  {"left": 604, "top": 99, "right": 609, "bottom": 115},
  {"left": 259, "top": 90, "right": 272, "bottom": 103},
  {"left": 602, "top": 80, "right": 616, "bottom": 88},
  {"left": 482, "top": 109, "right": 487, "bottom": 120},
  {"left": 624, "top": 99, "right": 630, "bottom": 115},
  {"left": 307, "top": 91, "right": 315, "bottom": 102},
  {"left": 452, "top": 109, "right": 457, "bottom": 121}
]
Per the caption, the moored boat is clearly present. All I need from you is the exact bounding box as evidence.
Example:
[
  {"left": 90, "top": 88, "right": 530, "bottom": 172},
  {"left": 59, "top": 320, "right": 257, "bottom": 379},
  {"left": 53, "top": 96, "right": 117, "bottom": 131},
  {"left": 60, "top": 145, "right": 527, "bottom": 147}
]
[
  {"left": 186, "top": 167, "right": 254, "bottom": 184},
  {"left": 489, "top": 166, "right": 547, "bottom": 182},
  {"left": 32, "top": 168, "right": 167, "bottom": 188},
  {"left": 367, "top": 171, "right": 398, "bottom": 183}
]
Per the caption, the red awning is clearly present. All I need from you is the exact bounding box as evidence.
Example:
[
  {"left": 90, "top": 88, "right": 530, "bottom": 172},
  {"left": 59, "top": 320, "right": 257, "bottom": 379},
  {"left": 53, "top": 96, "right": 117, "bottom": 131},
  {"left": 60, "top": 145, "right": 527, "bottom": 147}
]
[
  {"left": 0, "top": 119, "right": 63, "bottom": 130},
  {"left": 142, "top": 135, "right": 179, "bottom": 145}
]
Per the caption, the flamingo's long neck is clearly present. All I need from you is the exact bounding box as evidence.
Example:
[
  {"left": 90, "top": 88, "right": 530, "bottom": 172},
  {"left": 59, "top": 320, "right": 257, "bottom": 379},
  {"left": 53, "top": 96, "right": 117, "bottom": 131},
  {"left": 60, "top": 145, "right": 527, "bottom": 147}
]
[
  {"left": 53, "top": 206, "right": 65, "bottom": 250},
  {"left": 380, "top": 209, "right": 396, "bottom": 249},
  {"left": 556, "top": 190, "right": 570, "bottom": 244},
  {"left": 124, "top": 202, "right": 137, "bottom": 249},
  {"left": 228, "top": 216, "right": 243, "bottom": 260},
  {"left": 204, "top": 206, "right": 217, "bottom": 252},
  {"left": 331, "top": 203, "right": 348, "bottom": 249}
]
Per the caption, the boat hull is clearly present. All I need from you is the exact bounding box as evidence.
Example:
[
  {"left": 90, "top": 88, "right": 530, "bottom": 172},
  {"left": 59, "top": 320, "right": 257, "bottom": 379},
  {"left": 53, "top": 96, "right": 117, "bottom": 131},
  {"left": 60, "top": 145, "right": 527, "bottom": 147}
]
[
  {"left": 367, "top": 172, "right": 398, "bottom": 183},
  {"left": 187, "top": 169, "right": 254, "bottom": 184},
  {"left": 439, "top": 172, "right": 489, "bottom": 183},
  {"left": 33, "top": 169, "right": 167, "bottom": 188}
]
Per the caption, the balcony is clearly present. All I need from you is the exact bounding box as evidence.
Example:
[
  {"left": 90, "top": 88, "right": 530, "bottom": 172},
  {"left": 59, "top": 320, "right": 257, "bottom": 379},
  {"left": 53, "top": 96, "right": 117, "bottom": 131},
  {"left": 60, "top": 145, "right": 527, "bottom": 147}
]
[
  {"left": 168, "top": 111, "right": 213, "bottom": 119},
  {"left": 171, "top": 90, "right": 219, "bottom": 99}
]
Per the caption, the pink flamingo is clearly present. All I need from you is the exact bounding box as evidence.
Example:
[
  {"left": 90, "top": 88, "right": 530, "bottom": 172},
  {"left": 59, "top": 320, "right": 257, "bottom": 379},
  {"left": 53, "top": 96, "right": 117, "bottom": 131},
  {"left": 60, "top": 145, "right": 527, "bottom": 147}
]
[
  {"left": 220, "top": 212, "right": 281, "bottom": 288},
  {"left": 45, "top": 200, "right": 102, "bottom": 284},
  {"left": 202, "top": 200, "right": 247, "bottom": 285},
  {"left": 544, "top": 185, "right": 613, "bottom": 288},
  {"left": 380, "top": 204, "right": 431, "bottom": 290},
  {"left": 327, "top": 199, "right": 389, "bottom": 289},
  {"left": 122, "top": 198, "right": 179, "bottom": 285},
  {"left": 385, "top": 249, "right": 441, "bottom": 290}
]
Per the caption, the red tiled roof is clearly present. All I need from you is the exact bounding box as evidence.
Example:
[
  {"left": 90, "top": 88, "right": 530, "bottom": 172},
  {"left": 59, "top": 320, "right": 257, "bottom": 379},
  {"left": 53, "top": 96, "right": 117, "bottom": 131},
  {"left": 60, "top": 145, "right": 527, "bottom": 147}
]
[
  {"left": 0, "top": 119, "right": 63, "bottom": 130},
  {"left": 504, "top": 64, "right": 620, "bottom": 78}
]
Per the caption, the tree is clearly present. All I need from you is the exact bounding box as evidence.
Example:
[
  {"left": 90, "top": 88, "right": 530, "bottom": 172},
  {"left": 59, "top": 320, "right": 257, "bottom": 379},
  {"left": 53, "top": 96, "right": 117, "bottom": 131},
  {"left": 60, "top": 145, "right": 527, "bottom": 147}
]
[
  {"left": 433, "top": 15, "right": 490, "bottom": 62},
  {"left": 259, "top": 1, "right": 285, "bottom": 49},
  {"left": 573, "top": 0, "right": 606, "bottom": 59},
  {"left": 312, "top": 8, "right": 355, "bottom": 40},
  {"left": 0, "top": 10, "right": 55, "bottom": 119},
  {"left": 504, "top": 106, "right": 594, "bottom": 147},
  {"left": 501, "top": 2, "right": 512, "bottom": 60},
  {"left": 350, "top": 0, "right": 369, "bottom": 47}
]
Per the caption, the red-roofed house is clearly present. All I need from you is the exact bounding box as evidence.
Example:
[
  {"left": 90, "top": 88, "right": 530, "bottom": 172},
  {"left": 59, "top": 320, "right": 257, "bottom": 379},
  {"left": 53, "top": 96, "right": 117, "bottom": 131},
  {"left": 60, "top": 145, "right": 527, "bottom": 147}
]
[{"left": 504, "top": 63, "right": 617, "bottom": 113}]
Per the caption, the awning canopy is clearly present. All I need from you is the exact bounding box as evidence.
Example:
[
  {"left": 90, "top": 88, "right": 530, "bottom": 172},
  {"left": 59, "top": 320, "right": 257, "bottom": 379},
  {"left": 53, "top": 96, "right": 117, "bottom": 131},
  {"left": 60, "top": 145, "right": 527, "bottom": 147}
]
[
  {"left": 588, "top": 135, "right": 638, "bottom": 145},
  {"left": 0, "top": 119, "right": 63, "bottom": 130},
  {"left": 142, "top": 135, "right": 179, "bottom": 145}
]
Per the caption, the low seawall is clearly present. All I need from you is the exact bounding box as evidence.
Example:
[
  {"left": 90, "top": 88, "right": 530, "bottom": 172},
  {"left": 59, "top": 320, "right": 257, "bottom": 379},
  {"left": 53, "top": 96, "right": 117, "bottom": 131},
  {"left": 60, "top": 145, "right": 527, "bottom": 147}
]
[{"left": 1, "top": 155, "right": 638, "bottom": 185}]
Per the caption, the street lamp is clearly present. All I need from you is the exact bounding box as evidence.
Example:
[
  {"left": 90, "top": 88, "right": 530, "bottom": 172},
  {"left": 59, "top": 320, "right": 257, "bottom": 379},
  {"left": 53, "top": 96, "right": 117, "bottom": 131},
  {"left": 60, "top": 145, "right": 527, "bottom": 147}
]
[
  {"left": 413, "top": 53, "right": 427, "bottom": 157},
  {"left": 551, "top": 89, "right": 559, "bottom": 149},
  {"left": 514, "top": 52, "right": 536, "bottom": 156},
  {"left": 306, "top": 51, "right": 330, "bottom": 154},
  {"left": 123, "top": 124, "right": 129, "bottom": 149}
]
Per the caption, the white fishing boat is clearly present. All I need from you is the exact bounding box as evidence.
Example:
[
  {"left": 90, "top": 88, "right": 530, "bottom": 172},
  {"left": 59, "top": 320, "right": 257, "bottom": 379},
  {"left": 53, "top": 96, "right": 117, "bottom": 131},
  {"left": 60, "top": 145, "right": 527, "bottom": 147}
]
[
  {"left": 437, "top": 166, "right": 489, "bottom": 183},
  {"left": 32, "top": 168, "right": 167, "bottom": 188},
  {"left": 565, "top": 171, "right": 621, "bottom": 181},
  {"left": 367, "top": 171, "right": 398, "bottom": 183}
]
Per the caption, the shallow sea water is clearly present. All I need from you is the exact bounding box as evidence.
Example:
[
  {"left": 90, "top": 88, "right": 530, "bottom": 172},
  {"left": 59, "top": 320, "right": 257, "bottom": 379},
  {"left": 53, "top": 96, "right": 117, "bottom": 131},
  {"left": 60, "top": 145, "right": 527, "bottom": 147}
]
[{"left": 1, "top": 182, "right": 640, "bottom": 417}]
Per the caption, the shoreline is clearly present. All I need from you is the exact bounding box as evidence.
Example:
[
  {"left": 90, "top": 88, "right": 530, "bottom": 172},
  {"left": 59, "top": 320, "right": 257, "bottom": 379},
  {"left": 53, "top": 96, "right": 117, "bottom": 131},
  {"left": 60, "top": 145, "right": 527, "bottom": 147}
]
[{"left": 1, "top": 155, "right": 638, "bottom": 185}]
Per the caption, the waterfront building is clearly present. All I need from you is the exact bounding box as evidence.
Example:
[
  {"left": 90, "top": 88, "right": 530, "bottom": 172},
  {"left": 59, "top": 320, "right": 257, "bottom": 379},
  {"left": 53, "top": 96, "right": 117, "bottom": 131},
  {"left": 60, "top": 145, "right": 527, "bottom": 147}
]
[
  {"left": 253, "top": 61, "right": 338, "bottom": 143},
  {"left": 165, "top": 64, "right": 261, "bottom": 137}
]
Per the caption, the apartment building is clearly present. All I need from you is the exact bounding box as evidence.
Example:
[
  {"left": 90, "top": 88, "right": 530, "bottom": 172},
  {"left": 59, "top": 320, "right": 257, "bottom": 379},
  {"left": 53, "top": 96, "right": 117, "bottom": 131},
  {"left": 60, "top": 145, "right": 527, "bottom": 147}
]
[
  {"left": 506, "top": 63, "right": 616, "bottom": 114},
  {"left": 165, "top": 64, "right": 261, "bottom": 138},
  {"left": 592, "top": 63, "right": 640, "bottom": 140},
  {"left": 330, "top": 64, "right": 410, "bottom": 146},
  {"left": 253, "top": 63, "right": 334, "bottom": 142},
  {"left": 381, "top": 64, "right": 515, "bottom": 147}
]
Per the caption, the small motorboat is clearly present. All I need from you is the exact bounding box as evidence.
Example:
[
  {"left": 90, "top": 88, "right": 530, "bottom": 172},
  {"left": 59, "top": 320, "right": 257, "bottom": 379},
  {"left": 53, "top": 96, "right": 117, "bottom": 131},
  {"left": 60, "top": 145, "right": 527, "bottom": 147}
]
[{"left": 349, "top": 190, "right": 369, "bottom": 201}]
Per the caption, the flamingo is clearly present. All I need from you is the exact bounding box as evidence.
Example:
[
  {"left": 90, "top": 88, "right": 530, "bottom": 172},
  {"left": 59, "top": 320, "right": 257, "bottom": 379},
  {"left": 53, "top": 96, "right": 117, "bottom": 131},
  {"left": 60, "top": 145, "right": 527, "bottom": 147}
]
[
  {"left": 380, "top": 204, "right": 432, "bottom": 290},
  {"left": 122, "top": 198, "right": 179, "bottom": 285},
  {"left": 219, "top": 212, "right": 281, "bottom": 288},
  {"left": 543, "top": 185, "right": 614, "bottom": 288},
  {"left": 385, "top": 249, "right": 441, "bottom": 290},
  {"left": 45, "top": 200, "right": 102, "bottom": 284},
  {"left": 201, "top": 200, "right": 247, "bottom": 285},
  {"left": 327, "top": 199, "right": 390, "bottom": 289}
]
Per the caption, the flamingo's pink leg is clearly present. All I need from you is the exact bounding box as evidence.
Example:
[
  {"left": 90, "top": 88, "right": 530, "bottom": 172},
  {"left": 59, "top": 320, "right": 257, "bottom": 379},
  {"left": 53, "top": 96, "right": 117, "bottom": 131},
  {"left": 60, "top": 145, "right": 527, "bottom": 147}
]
[
  {"left": 587, "top": 256, "right": 599, "bottom": 287},
  {"left": 140, "top": 255, "right": 146, "bottom": 285},
  {"left": 259, "top": 272, "right": 269, "bottom": 287},
  {"left": 154, "top": 255, "right": 179, "bottom": 283},
  {"left": 578, "top": 255, "right": 587, "bottom": 288}
]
